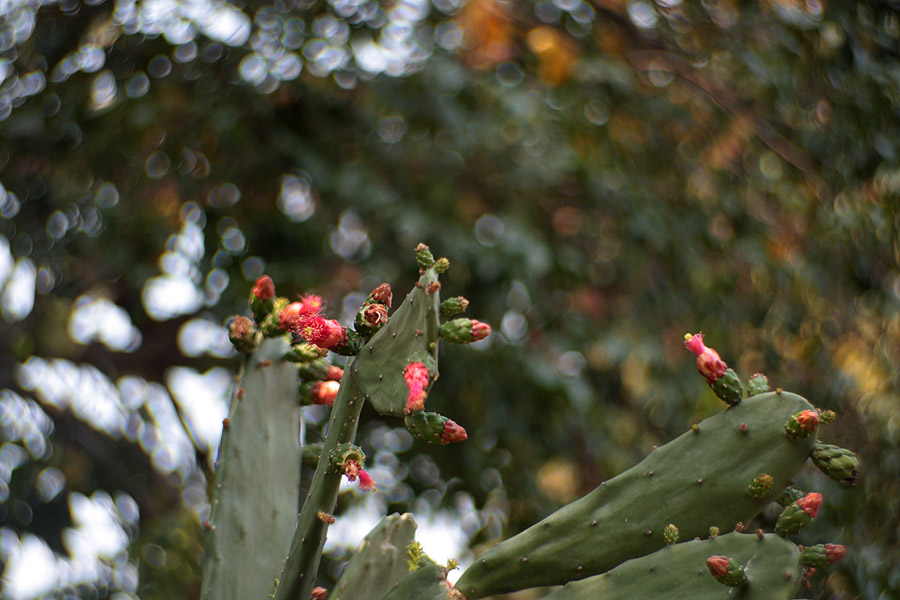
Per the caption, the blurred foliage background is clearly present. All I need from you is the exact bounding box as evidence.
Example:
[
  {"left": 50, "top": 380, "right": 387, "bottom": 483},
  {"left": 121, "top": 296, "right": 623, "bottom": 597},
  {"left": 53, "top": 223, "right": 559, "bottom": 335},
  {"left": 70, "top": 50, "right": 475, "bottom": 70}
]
[{"left": 0, "top": 0, "right": 898, "bottom": 598}]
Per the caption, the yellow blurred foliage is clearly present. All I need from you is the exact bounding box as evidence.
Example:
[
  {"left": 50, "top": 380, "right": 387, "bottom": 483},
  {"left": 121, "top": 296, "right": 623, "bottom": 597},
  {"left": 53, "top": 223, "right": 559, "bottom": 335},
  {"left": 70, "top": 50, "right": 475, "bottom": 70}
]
[
  {"left": 526, "top": 26, "right": 579, "bottom": 86},
  {"left": 456, "top": 0, "right": 515, "bottom": 70}
]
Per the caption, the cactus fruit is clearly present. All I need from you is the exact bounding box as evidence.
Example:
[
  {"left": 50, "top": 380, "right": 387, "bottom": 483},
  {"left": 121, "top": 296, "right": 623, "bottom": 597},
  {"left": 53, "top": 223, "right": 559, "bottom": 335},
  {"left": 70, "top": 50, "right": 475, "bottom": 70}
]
[
  {"left": 747, "top": 473, "right": 774, "bottom": 498},
  {"left": 775, "top": 493, "right": 823, "bottom": 537},
  {"left": 785, "top": 410, "right": 819, "bottom": 440},
  {"left": 201, "top": 335, "right": 303, "bottom": 600},
  {"left": 416, "top": 242, "right": 436, "bottom": 269},
  {"left": 747, "top": 373, "right": 769, "bottom": 396},
  {"left": 810, "top": 441, "right": 859, "bottom": 485},
  {"left": 330, "top": 514, "right": 418, "bottom": 600},
  {"left": 798, "top": 543, "right": 846, "bottom": 568},
  {"left": 706, "top": 555, "right": 747, "bottom": 586},
  {"left": 405, "top": 411, "right": 468, "bottom": 444},
  {"left": 441, "top": 297, "right": 470, "bottom": 317},
  {"left": 440, "top": 319, "right": 491, "bottom": 344},
  {"left": 250, "top": 275, "right": 276, "bottom": 321},
  {"left": 538, "top": 533, "right": 801, "bottom": 600},
  {"left": 453, "top": 391, "right": 817, "bottom": 598},
  {"left": 710, "top": 369, "right": 744, "bottom": 406}
]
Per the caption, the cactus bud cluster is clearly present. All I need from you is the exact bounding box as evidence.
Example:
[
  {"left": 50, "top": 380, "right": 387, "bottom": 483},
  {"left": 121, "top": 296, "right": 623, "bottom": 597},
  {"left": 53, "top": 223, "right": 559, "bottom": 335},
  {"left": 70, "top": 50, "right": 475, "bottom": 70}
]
[
  {"left": 228, "top": 316, "right": 260, "bottom": 354},
  {"left": 747, "top": 372, "right": 769, "bottom": 396},
  {"left": 799, "top": 543, "right": 846, "bottom": 568},
  {"left": 663, "top": 524, "right": 679, "bottom": 545},
  {"left": 706, "top": 555, "right": 747, "bottom": 587},
  {"left": 441, "top": 296, "right": 470, "bottom": 317}
]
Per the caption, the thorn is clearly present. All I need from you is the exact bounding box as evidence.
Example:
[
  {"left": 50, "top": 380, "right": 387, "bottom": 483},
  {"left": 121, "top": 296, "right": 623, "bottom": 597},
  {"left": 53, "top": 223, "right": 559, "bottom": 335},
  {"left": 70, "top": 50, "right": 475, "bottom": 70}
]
[
  {"left": 237, "top": 388, "right": 244, "bottom": 400},
  {"left": 317, "top": 511, "right": 335, "bottom": 524},
  {"left": 739, "top": 423, "right": 748, "bottom": 432},
  {"left": 223, "top": 418, "right": 231, "bottom": 428},
  {"left": 696, "top": 478, "right": 703, "bottom": 484},
  {"left": 755, "top": 529, "right": 764, "bottom": 540},
  {"left": 691, "top": 424, "right": 700, "bottom": 433},
  {"left": 521, "top": 557, "right": 528, "bottom": 563},
  {"left": 648, "top": 470, "right": 654, "bottom": 476}
]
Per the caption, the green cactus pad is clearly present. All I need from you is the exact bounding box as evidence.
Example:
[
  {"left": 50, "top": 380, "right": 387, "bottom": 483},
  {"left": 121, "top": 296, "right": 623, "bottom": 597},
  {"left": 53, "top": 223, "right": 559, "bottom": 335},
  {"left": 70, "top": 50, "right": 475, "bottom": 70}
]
[
  {"left": 540, "top": 533, "right": 800, "bottom": 600},
  {"left": 200, "top": 336, "right": 303, "bottom": 600},
  {"left": 454, "top": 391, "right": 817, "bottom": 598},
  {"left": 378, "top": 559, "right": 452, "bottom": 600},
  {"left": 352, "top": 268, "right": 441, "bottom": 416},
  {"left": 331, "top": 514, "right": 418, "bottom": 600}
]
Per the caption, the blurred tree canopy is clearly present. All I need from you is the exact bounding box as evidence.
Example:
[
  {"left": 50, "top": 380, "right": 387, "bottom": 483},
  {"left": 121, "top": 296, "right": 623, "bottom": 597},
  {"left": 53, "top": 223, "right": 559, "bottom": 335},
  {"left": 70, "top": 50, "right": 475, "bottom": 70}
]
[{"left": 0, "top": 0, "right": 898, "bottom": 598}]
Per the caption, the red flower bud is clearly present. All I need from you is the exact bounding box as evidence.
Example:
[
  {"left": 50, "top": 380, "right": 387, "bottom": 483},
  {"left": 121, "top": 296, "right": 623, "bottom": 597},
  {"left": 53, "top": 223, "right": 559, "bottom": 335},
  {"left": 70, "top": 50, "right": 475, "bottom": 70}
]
[
  {"left": 311, "top": 587, "right": 328, "bottom": 600},
  {"left": 326, "top": 366, "right": 343, "bottom": 381},
  {"left": 471, "top": 320, "right": 491, "bottom": 342},
  {"left": 312, "top": 380, "right": 340, "bottom": 406},
  {"left": 797, "top": 492, "right": 823, "bottom": 518},
  {"left": 684, "top": 333, "right": 727, "bottom": 383},
  {"left": 441, "top": 420, "right": 468, "bottom": 444},
  {"left": 404, "top": 361, "right": 430, "bottom": 413},
  {"left": 707, "top": 556, "right": 729, "bottom": 578},
  {"left": 824, "top": 543, "right": 846, "bottom": 563},
  {"left": 796, "top": 410, "right": 819, "bottom": 432},
  {"left": 252, "top": 275, "right": 275, "bottom": 301}
]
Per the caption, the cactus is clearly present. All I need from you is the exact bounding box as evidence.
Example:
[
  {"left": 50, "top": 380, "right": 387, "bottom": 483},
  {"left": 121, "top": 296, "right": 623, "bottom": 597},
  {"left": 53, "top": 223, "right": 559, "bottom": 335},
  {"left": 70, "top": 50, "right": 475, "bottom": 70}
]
[
  {"left": 200, "top": 335, "right": 303, "bottom": 600},
  {"left": 538, "top": 533, "right": 801, "bottom": 599},
  {"left": 204, "top": 260, "right": 855, "bottom": 600},
  {"left": 453, "top": 391, "right": 818, "bottom": 598},
  {"left": 330, "top": 514, "right": 418, "bottom": 600}
]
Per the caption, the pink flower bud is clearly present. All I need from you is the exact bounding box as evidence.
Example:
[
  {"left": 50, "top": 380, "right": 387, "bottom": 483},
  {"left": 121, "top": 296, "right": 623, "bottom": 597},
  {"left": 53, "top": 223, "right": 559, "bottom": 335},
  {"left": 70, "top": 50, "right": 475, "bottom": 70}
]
[
  {"left": 797, "top": 492, "right": 823, "bottom": 518},
  {"left": 824, "top": 544, "right": 846, "bottom": 563},
  {"left": 312, "top": 381, "right": 340, "bottom": 406},
  {"left": 684, "top": 333, "right": 727, "bottom": 383},
  {"left": 404, "top": 361, "right": 430, "bottom": 413},
  {"left": 311, "top": 587, "right": 328, "bottom": 600},
  {"left": 707, "top": 555, "right": 729, "bottom": 578},
  {"left": 326, "top": 366, "right": 343, "bottom": 381},
  {"left": 471, "top": 320, "right": 491, "bottom": 342},
  {"left": 252, "top": 275, "right": 275, "bottom": 301},
  {"left": 441, "top": 420, "right": 468, "bottom": 444}
]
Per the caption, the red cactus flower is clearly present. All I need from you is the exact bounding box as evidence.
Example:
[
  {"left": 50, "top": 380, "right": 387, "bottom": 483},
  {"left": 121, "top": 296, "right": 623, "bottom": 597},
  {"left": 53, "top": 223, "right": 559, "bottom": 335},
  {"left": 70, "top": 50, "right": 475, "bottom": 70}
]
[
  {"left": 326, "top": 365, "right": 343, "bottom": 381},
  {"left": 252, "top": 275, "right": 275, "bottom": 301},
  {"left": 370, "top": 283, "right": 392, "bottom": 308},
  {"left": 797, "top": 492, "right": 823, "bottom": 518},
  {"left": 357, "top": 468, "right": 376, "bottom": 492},
  {"left": 289, "top": 315, "right": 345, "bottom": 350},
  {"left": 404, "top": 361, "right": 430, "bottom": 413},
  {"left": 471, "top": 320, "right": 492, "bottom": 342},
  {"left": 279, "top": 295, "right": 325, "bottom": 330},
  {"left": 312, "top": 381, "right": 340, "bottom": 406},
  {"left": 824, "top": 544, "right": 846, "bottom": 563},
  {"left": 441, "top": 420, "right": 468, "bottom": 444},
  {"left": 684, "top": 333, "right": 727, "bottom": 383},
  {"left": 796, "top": 410, "right": 820, "bottom": 432},
  {"left": 706, "top": 555, "right": 729, "bottom": 578}
]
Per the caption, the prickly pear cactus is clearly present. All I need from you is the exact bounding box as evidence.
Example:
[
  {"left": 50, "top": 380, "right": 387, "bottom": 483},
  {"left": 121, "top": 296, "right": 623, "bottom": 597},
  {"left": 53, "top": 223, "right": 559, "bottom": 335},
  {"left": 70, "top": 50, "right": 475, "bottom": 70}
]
[
  {"left": 540, "top": 533, "right": 801, "bottom": 600},
  {"left": 330, "top": 513, "right": 419, "bottom": 600},
  {"left": 200, "top": 335, "right": 303, "bottom": 600},
  {"left": 454, "top": 391, "right": 818, "bottom": 598}
]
